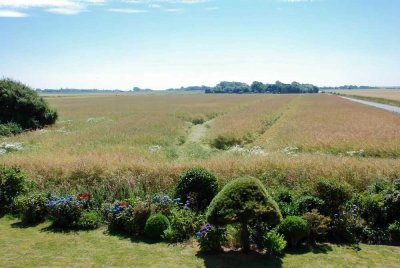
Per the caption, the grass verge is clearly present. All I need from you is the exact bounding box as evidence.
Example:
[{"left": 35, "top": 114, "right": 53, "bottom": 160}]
[{"left": 1, "top": 216, "right": 400, "bottom": 267}]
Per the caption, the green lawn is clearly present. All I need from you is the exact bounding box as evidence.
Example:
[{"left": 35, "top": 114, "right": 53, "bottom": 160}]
[{"left": 1, "top": 216, "right": 399, "bottom": 268}]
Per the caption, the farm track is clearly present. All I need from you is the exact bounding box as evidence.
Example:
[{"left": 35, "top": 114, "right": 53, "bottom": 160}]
[{"left": 339, "top": 96, "right": 400, "bottom": 114}]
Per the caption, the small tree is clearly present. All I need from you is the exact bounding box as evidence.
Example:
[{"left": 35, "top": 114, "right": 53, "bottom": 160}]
[{"left": 206, "top": 177, "right": 282, "bottom": 252}]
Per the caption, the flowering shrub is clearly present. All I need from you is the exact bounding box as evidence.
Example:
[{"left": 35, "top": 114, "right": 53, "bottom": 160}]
[
  {"left": 46, "top": 193, "right": 93, "bottom": 228},
  {"left": 104, "top": 201, "right": 134, "bottom": 233},
  {"left": 196, "top": 224, "right": 227, "bottom": 253},
  {"left": 104, "top": 200, "right": 151, "bottom": 236},
  {"left": 153, "top": 194, "right": 181, "bottom": 213}
]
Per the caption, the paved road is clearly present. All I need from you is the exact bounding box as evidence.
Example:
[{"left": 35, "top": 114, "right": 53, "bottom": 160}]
[{"left": 340, "top": 96, "right": 400, "bottom": 114}]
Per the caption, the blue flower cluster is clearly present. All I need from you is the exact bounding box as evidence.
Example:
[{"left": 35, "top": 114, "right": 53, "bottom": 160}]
[
  {"left": 46, "top": 196, "right": 75, "bottom": 207},
  {"left": 110, "top": 201, "right": 131, "bottom": 214},
  {"left": 153, "top": 194, "right": 182, "bottom": 208},
  {"left": 196, "top": 223, "right": 212, "bottom": 237}
]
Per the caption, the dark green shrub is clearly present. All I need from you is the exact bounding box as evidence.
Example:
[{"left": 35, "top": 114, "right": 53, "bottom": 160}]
[
  {"left": 14, "top": 193, "right": 48, "bottom": 224},
  {"left": 353, "top": 193, "right": 385, "bottom": 227},
  {"left": 263, "top": 230, "right": 287, "bottom": 256},
  {"left": 0, "top": 79, "right": 57, "bottom": 131},
  {"left": 207, "top": 177, "right": 282, "bottom": 252},
  {"left": 0, "top": 122, "right": 23, "bottom": 136},
  {"left": 175, "top": 167, "right": 219, "bottom": 211},
  {"left": 211, "top": 135, "right": 241, "bottom": 150},
  {"left": 196, "top": 224, "right": 227, "bottom": 253},
  {"left": 388, "top": 221, "right": 400, "bottom": 242},
  {"left": 360, "top": 226, "right": 389, "bottom": 244},
  {"left": 314, "top": 179, "right": 352, "bottom": 216},
  {"left": 384, "top": 190, "right": 400, "bottom": 224},
  {"left": 163, "top": 207, "right": 205, "bottom": 242},
  {"left": 330, "top": 204, "right": 362, "bottom": 243},
  {"left": 303, "top": 209, "right": 331, "bottom": 244},
  {"left": 192, "top": 117, "right": 205, "bottom": 125},
  {"left": 77, "top": 211, "right": 102, "bottom": 230},
  {"left": 145, "top": 213, "right": 170, "bottom": 240},
  {"left": 278, "top": 216, "right": 310, "bottom": 247},
  {"left": 0, "top": 166, "right": 28, "bottom": 213},
  {"left": 294, "top": 195, "right": 325, "bottom": 215}
]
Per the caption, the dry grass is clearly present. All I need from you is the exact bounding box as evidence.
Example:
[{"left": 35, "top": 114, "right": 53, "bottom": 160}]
[
  {"left": 257, "top": 94, "right": 400, "bottom": 157},
  {"left": 1, "top": 93, "right": 400, "bottom": 196},
  {"left": 209, "top": 95, "right": 296, "bottom": 143}
]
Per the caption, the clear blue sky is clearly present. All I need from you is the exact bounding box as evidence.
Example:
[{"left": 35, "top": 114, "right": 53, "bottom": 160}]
[{"left": 0, "top": 0, "right": 399, "bottom": 90}]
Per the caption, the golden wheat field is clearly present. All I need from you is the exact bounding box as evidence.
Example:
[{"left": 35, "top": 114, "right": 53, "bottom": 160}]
[
  {"left": 328, "top": 89, "right": 400, "bottom": 102},
  {"left": 2, "top": 93, "right": 400, "bottom": 196}
]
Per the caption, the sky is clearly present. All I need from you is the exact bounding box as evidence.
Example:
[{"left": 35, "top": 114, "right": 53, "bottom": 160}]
[{"left": 0, "top": 0, "right": 399, "bottom": 90}]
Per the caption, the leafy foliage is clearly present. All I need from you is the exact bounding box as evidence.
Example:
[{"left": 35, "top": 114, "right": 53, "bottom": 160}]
[
  {"left": 0, "top": 122, "right": 23, "bottom": 136},
  {"left": 163, "top": 207, "right": 205, "bottom": 243},
  {"left": 0, "top": 79, "right": 57, "bottom": 131},
  {"left": 388, "top": 221, "right": 400, "bottom": 242},
  {"left": 278, "top": 216, "right": 310, "bottom": 247},
  {"left": 303, "top": 209, "right": 331, "bottom": 244},
  {"left": 14, "top": 193, "right": 48, "bottom": 224},
  {"left": 263, "top": 230, "right": 287, "bottom": 256},
  {"left": 77, "top": 210, "right": 102, "bottom": 230},
  {"left": 145, "top": 213, "right": 170, "bottom": 240},
  {"left": 0, "top": 166, "right": 28, "bottom": 213},
  {"left": 314, "top": 179, "right": 352, "bottom": 216},
  {"left": 175, "top": 168, "right": 219, "bottom": 211}
]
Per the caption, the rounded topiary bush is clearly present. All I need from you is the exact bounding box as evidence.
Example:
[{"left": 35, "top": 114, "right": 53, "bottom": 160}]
[
  {"left": 0, "top": 79, "right": 57, "bottom": 132},
  {"left": 145, "top": 213, "right": 170, "bottom": 240},
  {"left": 175, "top": 167, "right": 219, "bottom": 211},
  {"left": 207, "top": 177, "right": 282, "bottom": 252},
  {"left": 278, "top": 216, "right": 310, "bottom": 247}
]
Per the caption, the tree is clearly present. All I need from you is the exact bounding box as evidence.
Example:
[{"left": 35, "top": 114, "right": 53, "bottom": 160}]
[
  {"left": 251, "top": 81, "right": 266, "bottom": 93},
  {"left": 206, "top": 177, "right": 282, "bottom": 252}
]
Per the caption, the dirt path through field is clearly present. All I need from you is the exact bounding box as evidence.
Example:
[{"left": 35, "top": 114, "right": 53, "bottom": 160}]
[
  {"left": 339, "top": 96, "right": 400, "bottom": 114},
  {"left": 186, "top": 119, "right": 214, "bottom": 144}
]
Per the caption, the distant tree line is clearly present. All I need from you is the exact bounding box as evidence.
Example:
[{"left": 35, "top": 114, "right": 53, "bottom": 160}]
[
  {"left": 37, "top": 88, "right": 125, "bottom": 94},
  {"left": 166, "top": 85, "right": 213, "bottom": 92},
  {"left": 319, "top": 85, "right": 379, "bottom": 90},
  {"left": 205, "top": 81, "right": 319, "bottom": 94}
]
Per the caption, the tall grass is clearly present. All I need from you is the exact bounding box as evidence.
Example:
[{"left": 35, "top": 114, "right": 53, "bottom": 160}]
[{"left": 1, "top": 93, "right": 400, "bottom": 198}]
